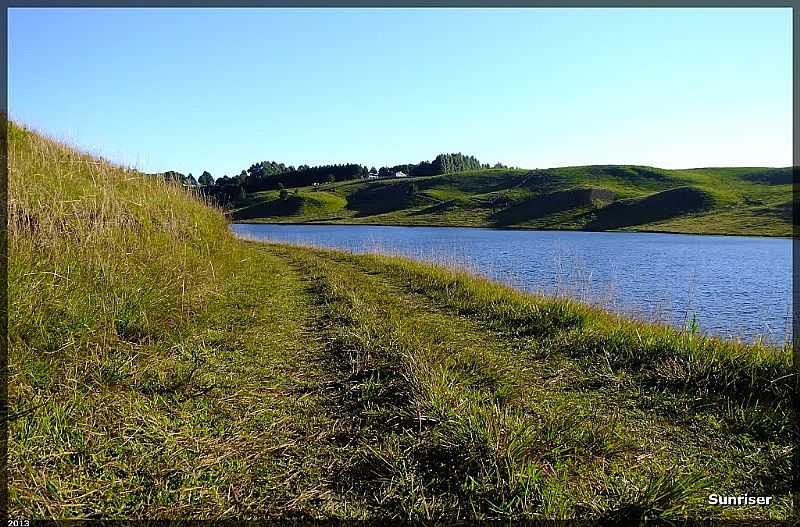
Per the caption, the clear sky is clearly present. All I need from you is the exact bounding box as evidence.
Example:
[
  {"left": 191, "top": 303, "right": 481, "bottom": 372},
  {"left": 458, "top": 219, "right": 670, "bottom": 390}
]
[{"left": 8, "top": 8, "right": 793, "bottom": 178}]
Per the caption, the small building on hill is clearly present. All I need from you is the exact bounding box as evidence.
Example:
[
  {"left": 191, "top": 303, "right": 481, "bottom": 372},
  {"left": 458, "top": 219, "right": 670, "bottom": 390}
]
[{"left": 395, "top": 171, "right": 408, "bottom": 178}]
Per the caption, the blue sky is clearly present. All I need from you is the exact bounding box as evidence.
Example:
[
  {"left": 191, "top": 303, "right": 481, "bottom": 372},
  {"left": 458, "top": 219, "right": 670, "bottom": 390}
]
[{"left": 8, "top": 8, "right": 793, "bottom": 178}]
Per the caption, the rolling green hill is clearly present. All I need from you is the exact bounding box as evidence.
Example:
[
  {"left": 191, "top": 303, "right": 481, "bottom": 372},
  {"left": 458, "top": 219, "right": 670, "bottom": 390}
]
[{"left": 233, "top": 165, "right": 795, "bottom": 236}]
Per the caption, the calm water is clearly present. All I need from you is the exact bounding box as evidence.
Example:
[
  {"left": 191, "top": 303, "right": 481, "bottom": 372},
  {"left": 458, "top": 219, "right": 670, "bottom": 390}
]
[{"left": 232, "top": 223, "right": 792, "bottom": 344}]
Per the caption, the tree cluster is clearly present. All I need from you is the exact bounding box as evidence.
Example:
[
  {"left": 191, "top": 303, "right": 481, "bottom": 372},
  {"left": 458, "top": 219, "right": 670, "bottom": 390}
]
[
  {"left": 204, "top": 171, "right": 246, "bottom": 204},
  {"left": 432, "top": 153, "right": 483, "bottom": 174},
  {"left": 246, "top": 163, "right": 369, "bottom": 191},
  {"left": 374, "top": 153, "right": 502, "bottom": 179},
  {"left": 156, "top": 170, "right": 198, "bottom": 187},
  {"left": 161, "top": 152, "right": 511, "bottom": 207}
]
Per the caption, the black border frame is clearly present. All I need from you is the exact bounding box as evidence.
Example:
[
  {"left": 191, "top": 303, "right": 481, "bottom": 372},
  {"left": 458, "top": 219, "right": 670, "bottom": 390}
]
[{"left": 0, "top": 3, "right": 796, "bottom": 525}]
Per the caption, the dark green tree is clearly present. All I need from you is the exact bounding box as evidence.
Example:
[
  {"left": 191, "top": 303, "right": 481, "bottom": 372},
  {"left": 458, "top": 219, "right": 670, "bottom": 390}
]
[{"left": 198, "top": 171, "right": 214, "bottom": 186}]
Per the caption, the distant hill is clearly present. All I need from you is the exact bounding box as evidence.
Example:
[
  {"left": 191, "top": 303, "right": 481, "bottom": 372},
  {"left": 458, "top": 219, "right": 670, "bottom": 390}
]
[{"left": 232, "top": 165, "right": 795, "bottom": 236}]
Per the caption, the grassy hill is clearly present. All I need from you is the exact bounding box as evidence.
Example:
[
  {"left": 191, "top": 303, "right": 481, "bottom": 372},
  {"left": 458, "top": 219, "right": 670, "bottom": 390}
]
[
  {"left": 8, "top": 123, "right": 794, "bottom": 521},
  {"left": 233, "top": 165, "right": 794, "bottom": 236}
]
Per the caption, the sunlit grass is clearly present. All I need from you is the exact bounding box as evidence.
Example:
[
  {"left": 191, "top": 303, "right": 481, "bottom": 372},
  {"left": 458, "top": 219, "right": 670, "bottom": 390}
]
[
  {"left": 8, "top": 122, "right": 793, "bottom": 521},
  {"left": 270, "top": 244, "right": 793, "bottom": 521},
  {"left": 234, "top": 165, "right": 793, "bottom": 236},
  {"left": 7, "top": 123, "right": 348, "bottom": 518}
]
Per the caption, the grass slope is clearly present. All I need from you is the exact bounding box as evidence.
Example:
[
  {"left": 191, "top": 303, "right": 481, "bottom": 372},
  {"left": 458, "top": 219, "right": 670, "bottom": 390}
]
[
  {"left": 8, "top": 124, "right": 794, "bottom": 521},
  {"left": 233, "top": 165, "right": 794, "bottom": 236}
]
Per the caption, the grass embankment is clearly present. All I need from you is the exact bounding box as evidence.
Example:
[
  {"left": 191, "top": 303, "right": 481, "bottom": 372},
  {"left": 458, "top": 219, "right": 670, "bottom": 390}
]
[
  {"left": 233, "top": 165, "right": 794, "bottom": 236},
  {"left": 8, "top": 124, "right": 795, "bottom": 521},
  {"left": 8, "top": 123, "right": 355, "bottom": 517}
]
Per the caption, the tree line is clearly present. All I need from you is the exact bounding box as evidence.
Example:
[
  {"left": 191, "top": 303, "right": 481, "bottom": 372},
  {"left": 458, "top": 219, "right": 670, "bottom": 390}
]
[{"left": 156, "top": 152, "right": 510, "bottom": 206}]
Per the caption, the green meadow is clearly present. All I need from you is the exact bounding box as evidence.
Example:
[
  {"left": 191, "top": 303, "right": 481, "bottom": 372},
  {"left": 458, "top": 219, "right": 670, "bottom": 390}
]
[
  {"left": 234, "top": 165, "right": 793, "bottom": 236},
  {"left": 7, "top": 123, "right": 794, "bottom": 521}
]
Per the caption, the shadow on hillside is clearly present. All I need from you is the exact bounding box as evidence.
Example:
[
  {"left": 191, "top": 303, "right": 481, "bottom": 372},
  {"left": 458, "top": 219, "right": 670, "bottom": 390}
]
[
  {"left": 409, "top": 199, "right": 463, "bottom": 216},
  {"left": 491, "top": 187, "right": 615, "bottom": 227},
  {"left": 586, "top": 186, "right": 713, "bottom": 230},
  {"left": 749, "top": 200, "right": 794, "bottom": 223},
  {"left": 738, "top": 168, "right": 794, "bottom": 185},
  {"left": 590, "top": 165, "right": 673, "bottom": 185},
  {"left": 346, "top": 183, "right": 425, "bottom": 217},
  {"left": 232, "top": 195, "right": 303, "bottom": 220}
]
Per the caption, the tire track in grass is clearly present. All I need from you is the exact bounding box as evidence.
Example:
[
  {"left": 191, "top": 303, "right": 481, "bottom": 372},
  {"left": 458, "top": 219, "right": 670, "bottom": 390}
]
[
  {"left": 273, "top": 244, "right": 522, "bottom": 520},
  {"left": 204, "top": 243, "right": 365, "bottom": 519},
  {"left": 267, "top": 244, "right": 793, "bottom": 522},
  {"left": 267, "top": 245, "right": 643, "bottom": 520},
  {"left": 331, "top": 250, "right": 794, "bottom": 508},
  {"left": 9, "top": 242, "right": 356, "bottom": 518},
  {"left": 140, "top": 243, "right": 359, "bottom": 519}
]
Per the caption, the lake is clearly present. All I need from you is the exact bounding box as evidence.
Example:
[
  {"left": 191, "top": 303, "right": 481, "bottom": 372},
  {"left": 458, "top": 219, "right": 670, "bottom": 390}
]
[{"left": 231, "top": 223, "right": 792, "bottom": 344}]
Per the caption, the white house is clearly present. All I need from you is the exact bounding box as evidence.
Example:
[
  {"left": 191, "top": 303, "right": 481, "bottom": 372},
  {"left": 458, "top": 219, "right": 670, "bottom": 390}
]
[
  {"left": 368, "top": 173, "right": 380, "bottom": 179},
  {"left": 395, "top": 171, "right": 408, "bottom": 178}
]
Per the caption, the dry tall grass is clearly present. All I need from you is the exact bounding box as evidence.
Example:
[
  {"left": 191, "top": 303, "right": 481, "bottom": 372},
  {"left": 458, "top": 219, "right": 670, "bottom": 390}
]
[
  {"left": 8, "top": 123, "right": 233, "bottom": 355},
  {"left": 6, "top": 122, "right": 258, "bottom": 516}
]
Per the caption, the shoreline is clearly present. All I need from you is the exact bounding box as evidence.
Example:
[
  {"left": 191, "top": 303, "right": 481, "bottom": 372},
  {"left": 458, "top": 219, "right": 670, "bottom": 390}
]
[
  {"left": 237, "top": 239, "right": 792, "bottom": 347},
  {"left": 230, "top": 218, "right": 794, "bottom": 240}
]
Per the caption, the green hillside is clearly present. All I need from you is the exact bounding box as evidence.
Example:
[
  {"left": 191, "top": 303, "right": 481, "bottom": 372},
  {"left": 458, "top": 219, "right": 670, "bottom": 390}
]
[
  {"left": 233, "top": 165, "right": 794, "bottom": 236},
  {"left": 8, "top": 123, "right": 793, "bottom": 521}
]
